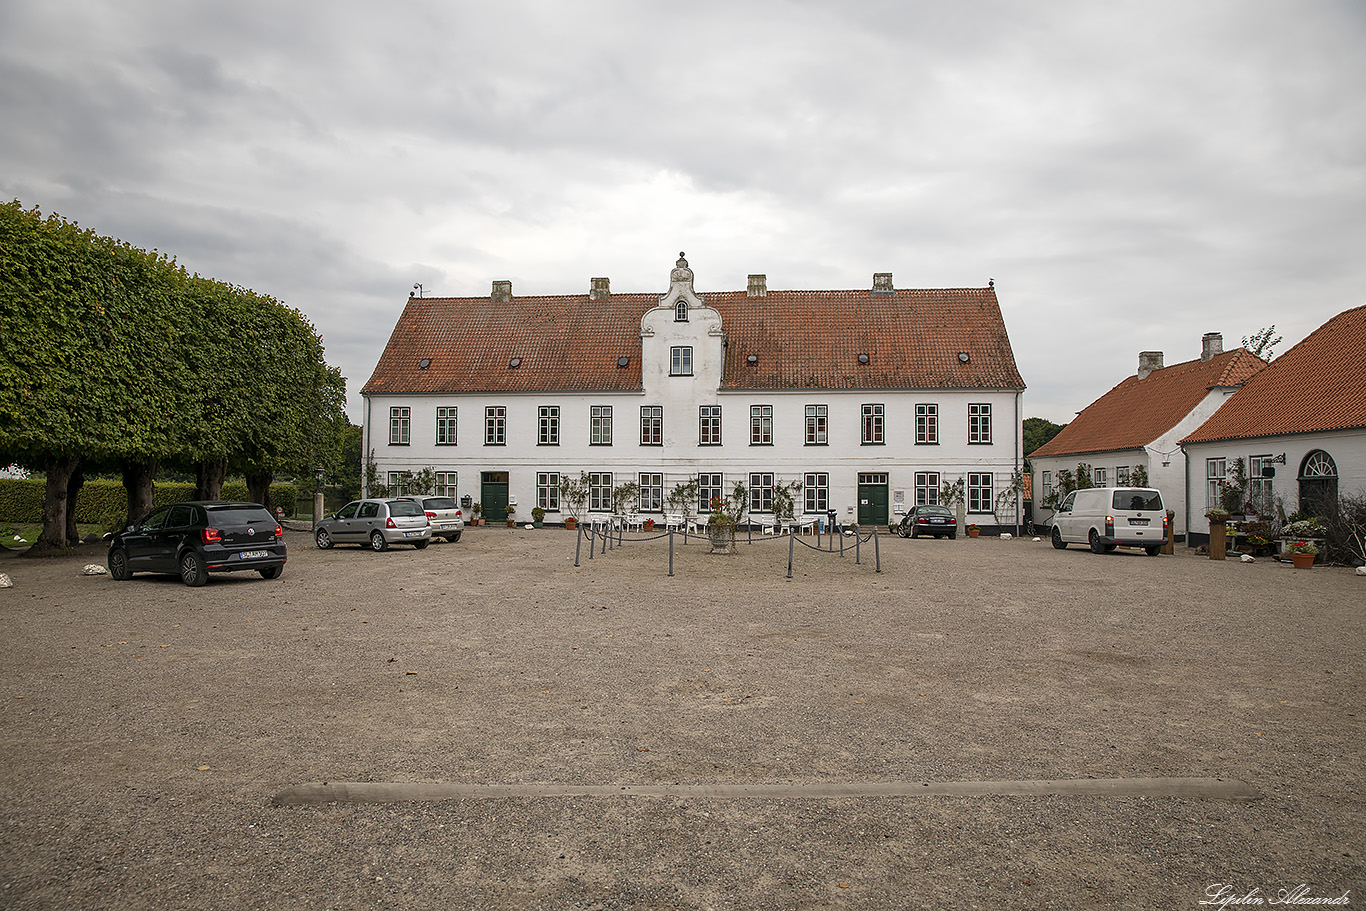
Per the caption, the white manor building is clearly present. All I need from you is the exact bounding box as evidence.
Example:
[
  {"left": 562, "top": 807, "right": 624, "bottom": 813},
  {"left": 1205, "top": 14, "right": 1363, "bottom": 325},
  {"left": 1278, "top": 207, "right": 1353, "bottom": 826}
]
[{"left": 360, "top": 254, "right": 1027, "bottom": 530}]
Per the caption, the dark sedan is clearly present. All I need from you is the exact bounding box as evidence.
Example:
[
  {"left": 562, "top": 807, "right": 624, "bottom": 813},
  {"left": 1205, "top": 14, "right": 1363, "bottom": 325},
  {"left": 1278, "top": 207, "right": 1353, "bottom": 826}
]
[
  {"left": 896, "top": 505, "right": 958, "bottom": 539},
  {"left": 107, "top": 501, "right": 287, "bottom": 586}
]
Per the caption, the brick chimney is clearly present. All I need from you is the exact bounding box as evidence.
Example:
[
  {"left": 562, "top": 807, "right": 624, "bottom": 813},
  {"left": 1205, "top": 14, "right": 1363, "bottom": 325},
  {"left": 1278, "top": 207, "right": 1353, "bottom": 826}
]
[
  {"left": 1201, "top": 332, "right": 1223, "bottom": 362},
  {"left": 872, "top": 272, "right": 894, "bottom": 296},
  {"left": 1138, "top": 351, "right": 1164, "bottom": 381},
  {"left": 747, "top": 274, "right": 767, "bottom": 297},
  {"left": 590, "top": 277, "right": 610, "bottom": 300},
  {"left": 491, "top": 280, "right": 512, "bottom": 303}
]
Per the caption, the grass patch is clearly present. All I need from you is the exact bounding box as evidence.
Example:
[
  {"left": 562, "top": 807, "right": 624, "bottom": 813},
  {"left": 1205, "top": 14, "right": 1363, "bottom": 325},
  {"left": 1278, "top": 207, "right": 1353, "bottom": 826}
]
[{"left": 0, "top": 524, "right": 106, "bottom": 550}]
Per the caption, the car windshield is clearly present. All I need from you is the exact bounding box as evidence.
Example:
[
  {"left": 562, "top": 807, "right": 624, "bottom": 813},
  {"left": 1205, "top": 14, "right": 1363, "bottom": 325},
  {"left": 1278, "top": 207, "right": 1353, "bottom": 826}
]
[
  {"left": 424, "top": 498, "right": 457, "bottom": 510},
  {"left": 206, "top": 504, "right": 275, "bottom": 526},
  {"left": 1113, "top": 490, "right": 1162, "bottom": 511},
  {"left": 389, "top": 500, "right": 425, "bottom": 517}
]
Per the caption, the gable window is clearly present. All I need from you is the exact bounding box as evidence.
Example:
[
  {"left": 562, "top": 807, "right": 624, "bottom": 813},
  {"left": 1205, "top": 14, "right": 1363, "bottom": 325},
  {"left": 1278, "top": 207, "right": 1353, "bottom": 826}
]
[
  {"left": 750, "top": 473, "right": 774, "bottom": 513},
  {"left": 670, "top": 346, "right": 693, "bottom": 376},
  {"left": 915, "top": 472, "right": 940, "bottom": 506},
  {"left": 485, "top": 406, "right": 506, "bottom": 446},
  {"left": 588, "top": 472, "right": 613, "bottom": 512},
  {"left": 968, "top": 403, "right": 992, "bottom": 444},
  {"left": 590, "top": 405, "right": 613, "bottom": 445},
  {"left": 805, "top": 405, "right": 828, "bottom": 445},
  {"left": 1206, "top": 458, "right": 1227, "bottom": 510},
  {"left": 675, "top": 301, "right": 688, "bottom": 321},
  {"left": 804, "top": 472, "right": 829, "bottom": 514},
  {"left": 537, "top": 472, "right": 560, "bottom": 512},
  {"left": 967, "top": 472, "right": 993, "bottom": 513},
  {"left": 435, "top": 471, "right": 458, "bottom": 499},
  {"left": 916, "top": 404, "right": 938, "bottom": 444},
  {"left": 700, "top": 405, "right": 722, "bottom": 445},
  {"left": 640, "top": 406, "right": 662, "bottom": 446},
  {"left": 750, "top": 405, "right": 772, "bottom": 445},
  {"left": 861, "top": 404, "right": 884, "bottom": 445},
  {"left": 698, "top": 472, "right": 723, "bottom": 514},
  {"left": 389, "top": 407, "right": 410, "bottom": 445},
  {"left": 436, "top": 406, "right": 457, "bottom": 445},
  {"left": 538, "top": 406, "right": 559, "bottom": 446},
  {"left": 639, "top": 472, "right": 663, "bottom": 513}
]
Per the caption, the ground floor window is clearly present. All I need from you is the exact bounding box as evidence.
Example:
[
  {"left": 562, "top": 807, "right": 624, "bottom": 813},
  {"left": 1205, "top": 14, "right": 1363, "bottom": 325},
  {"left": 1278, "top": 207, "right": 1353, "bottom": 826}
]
[
  {"left": 435, "top": 471, "right": 458, "bottom": 499},
  {"left": 639, "top": 473, "right": 663, "bottom": 512},
  {"left": 1206, "top": 458, "right": 1226, "bottom": 510},
  {"left": 537, "top": 472, "right": 560, "bottom": 512},
  {"left": 1247, "top": 456, "right": 1273, "bottom": 515},
  {"left": 589, "top": 472, "right": 613, "bottom": 512},
  {"left": 750, "top": 473, "right": 774, "bottom": 513},
  {"left": 699, "top": 472, "right": 723, "bottom": 514},
  {"left": 967, "top": 472, "right": 993, "bottom": 513},
  {"left": 1040, "top": 470, "right": 1052, "bottom": 501},
  {"left": 387, "top": 471, "right": 410, "bottom": 495},
  {"left": 1093, "top": 467, "right": 1107, "bottom": 487},
  {"left": 1116, "top": 466, "right": 1129, "bottom": 486},
  {"left": 915, "top": 472, "right": 940, "bottom": 506},
  {"left": 804, "top": 473, "right": 828, "bottom": 514}
]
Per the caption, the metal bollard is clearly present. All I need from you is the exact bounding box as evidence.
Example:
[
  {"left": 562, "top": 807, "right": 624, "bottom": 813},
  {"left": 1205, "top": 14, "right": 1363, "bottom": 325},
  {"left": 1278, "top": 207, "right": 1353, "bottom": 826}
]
[
  {"left": 874, "top": 524, "right": 881, "bottom": 572},
  {"left": 575, "top": 525, "right": 583, "bottom": 566},
  {"left": 668, "top": 528, "right": 675, "bottom": 577}
]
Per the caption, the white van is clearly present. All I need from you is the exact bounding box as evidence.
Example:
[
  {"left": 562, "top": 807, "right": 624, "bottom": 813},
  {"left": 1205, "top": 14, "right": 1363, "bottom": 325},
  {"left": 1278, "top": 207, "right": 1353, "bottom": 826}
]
[{"left": 1049, "top": 487, "right": 1167, "bottom": 555}]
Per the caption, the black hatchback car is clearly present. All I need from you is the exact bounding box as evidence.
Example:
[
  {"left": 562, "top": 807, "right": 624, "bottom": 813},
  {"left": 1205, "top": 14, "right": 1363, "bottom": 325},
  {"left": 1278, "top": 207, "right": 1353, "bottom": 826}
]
[{"left": 106, "top": 501, "right": 287, "bottom": 586}]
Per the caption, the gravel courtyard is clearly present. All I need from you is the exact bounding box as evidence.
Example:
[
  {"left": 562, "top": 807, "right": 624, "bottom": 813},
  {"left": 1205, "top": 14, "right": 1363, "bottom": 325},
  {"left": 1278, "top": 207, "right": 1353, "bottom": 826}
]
[{"left": 1, "top": 527, "right": 1361, "bottom": 910}]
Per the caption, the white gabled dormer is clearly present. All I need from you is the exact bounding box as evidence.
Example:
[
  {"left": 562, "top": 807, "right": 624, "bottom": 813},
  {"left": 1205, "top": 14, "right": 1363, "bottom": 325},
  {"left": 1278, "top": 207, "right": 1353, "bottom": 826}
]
[{"left": 640, "top": 252, "right": 725, "bottom": 404}]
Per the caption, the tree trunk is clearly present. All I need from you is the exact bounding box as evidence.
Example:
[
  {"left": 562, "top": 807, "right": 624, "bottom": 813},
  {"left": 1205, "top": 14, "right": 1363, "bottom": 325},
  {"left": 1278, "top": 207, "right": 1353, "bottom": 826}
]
[
  {"left": 195, "top": 458, "right": 227, "bottom": 500},
  {"left": 245, "top": 468, "right": 273, "bottom": 508},
  {"left": 122, "top": 458, "right": 159, "bottom": 529},
  {"left": 65, "top": 464, "right": 85, "bottom": 544},
  {"left": 35, "top": 455, "right": 80, "bottom": 551}
]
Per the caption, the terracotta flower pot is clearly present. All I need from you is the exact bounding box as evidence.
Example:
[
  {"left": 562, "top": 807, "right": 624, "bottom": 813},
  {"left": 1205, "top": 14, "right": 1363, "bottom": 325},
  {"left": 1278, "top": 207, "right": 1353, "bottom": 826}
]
[
  {"left": 1291, "top": 552, "right": 1315, "bottom": 569},
  {"left": 967, "top": 528, "right": 980, "bottom": 538}
]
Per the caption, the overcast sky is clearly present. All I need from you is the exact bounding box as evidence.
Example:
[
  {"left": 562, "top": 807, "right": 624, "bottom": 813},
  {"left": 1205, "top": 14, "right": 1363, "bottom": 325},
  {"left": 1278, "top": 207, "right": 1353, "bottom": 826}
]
[{"left": 3, "top": 0, "right": 1363, "bottom": 426}]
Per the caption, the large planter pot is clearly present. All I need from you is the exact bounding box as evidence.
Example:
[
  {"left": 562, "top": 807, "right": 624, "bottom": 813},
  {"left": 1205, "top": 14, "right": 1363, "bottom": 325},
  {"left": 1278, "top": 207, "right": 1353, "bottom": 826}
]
[
  {"left": 707, "top": 524, "right": 736, "bottom": 554},
  {"left": 1209, "top": 522, "right": 1227, "bottom": 560},
  {"left": 1291, "top": 552, "right": 1316, "bottom": 569}
]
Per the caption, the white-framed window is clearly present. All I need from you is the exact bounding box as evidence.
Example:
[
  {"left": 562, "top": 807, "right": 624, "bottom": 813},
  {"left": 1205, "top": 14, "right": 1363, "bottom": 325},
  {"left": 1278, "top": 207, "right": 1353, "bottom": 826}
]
[
  {"left": 640, "top": 406, "right": 662, "bottom": 446},
  {"left": 434, "top": 471, "right": 458, "bottom": 499},
  {"left": 537, "top": 472, "right": 560, "bottom": 512},
  {"left": 804, "top": 472, "right": 829, "bottom": 514},
  {"left": 538, "top": 406, "right": 559, "bottom": 446},
  {"left": 670, "top": 346, "right": 693, "bottom": 376},
  {"left": 1093, "top": 467, "right": 1107, "bottom": 487},
  {"left": 1041, "top": 470, "right": 1053, "bottom": 501},
  {"left": 750, "top": 405, "right": 772, "bottom": 445},
  {"left": 968, "top": 472, "right": 993, "bottom": 513},
  {"left": 389, "top": 407, "right": 410, "bottom": 445},
  {"left": 484, "top": 406, "right": 506, "bottom": 446},
  {"left": 387, "top": 471, "right": 410, "bottom": 494},
  {"left": 590, "top": 405, "right": 612, "bottom": 445},
  {"left": 1116, "top": 466, "right": 1130, "bottom": 486},
  {"left": 805, "top": 405, "right": 828, "bottom": 445},
  {"left": 915, "top": 472, "right": 940, "bottom": 506},
  {"left": 1248, "top": 455, "right": 1274, "bottom": 515},
  {"left": 699, "top": 472, "right": 723, "bottom": 514},
  {"left": 589, "top": 472, "right": 613, "bottom": 512},
  {"left": 968, "top": 403, "right": 992, "bottom": 444},
  {"left": 639, "top": 473, "right": 663, "bottom": 513},
  {"left": 436, "top": 407, "right": 457, "bottom": 446},
  {"left": 750, "top": 472, "right": 774, "bottom": 513},
  {"left": 674, "top": 301, "right": 688, "bottom": 322},
  {"left": 861, "top": 404, "right": 884, "bottom": 445},
  {"left": 700, "top": 405, "right": 722, "bottom": 445},
  {"left": 916, "top": 404, "right": 938, "bottom": 444},
  {"left": 1207, "top": 458, "right": 1227, "bottom": 510}
]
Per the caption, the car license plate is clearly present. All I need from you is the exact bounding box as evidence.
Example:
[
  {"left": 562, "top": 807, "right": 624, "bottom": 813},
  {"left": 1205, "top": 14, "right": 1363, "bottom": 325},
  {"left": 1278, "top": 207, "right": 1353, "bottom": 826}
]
[
  {"left": 931, "top": 518, "right": 945, "bottom": 523},
  {"left": 1129, "top": 518, "right": 1150, "bottom": 526},
  {"left": 404, "top": 531, "right": 423, "bottom": 538},
  {"left": 239, "top": 549, "right": 268, "bottom": 559}
]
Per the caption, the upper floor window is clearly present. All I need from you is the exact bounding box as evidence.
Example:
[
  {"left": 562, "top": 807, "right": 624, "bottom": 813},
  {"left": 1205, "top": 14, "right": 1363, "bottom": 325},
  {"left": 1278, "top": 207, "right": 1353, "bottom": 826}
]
[
  {"left": 640, "top": 406, "right": 662, "bottom": 446},
  {"left": 750, "top": 405, "right": 772, "bottom": 445},
  {"left": 916, "top": 404, "right": 938, "bottom": 444},
  {"left": 484, "top": 406, "right": 506, "bottom": 445},
  {"left": 805, "top": 405, "right": 828, "bottom": 445},
  {"left": 590, "top": 405, "right": 613, "bottom": 445},
  {"left": 700, "top": 405, "right": 722, "bottom": 445},
  {"left": 389, "top": 407, "right": 410, "bottom": 445},
  {"left": 968, "top": 403, "right": 992, "bottom": 444},
  {"left": 538, "top": 406, "right": 559, "bottom": 446},
  {"left": 436, "top": 406, "right": 457, "bottom": 445},
  {"left": 861, "top": 404, "right": 884, "bottom": 445},
  {"left": 675, "top": 301, "right": 688, "bottom": 322},
  {"left": 670, "top": 346, "right": 693, "bottom": 376}
]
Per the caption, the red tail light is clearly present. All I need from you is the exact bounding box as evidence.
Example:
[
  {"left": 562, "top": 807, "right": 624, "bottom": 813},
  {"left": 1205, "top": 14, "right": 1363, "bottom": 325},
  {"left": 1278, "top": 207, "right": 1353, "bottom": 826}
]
[
  {"left": 274, "top": 524, "right": 283, "bottom": 538},
  {"left": 1105, "top": 516, "right": 1114, "bottom": 538},
  {"left": 200, "top": 527, "right": 222, "bottom": 543},
  {"left": 455, "top": 510, "right": 463, "bottom": 518},
  {"left": 386, "top": 517, "right": 396, "bottom": 529},
  {"left": 1162, "top": 514, "right": 1169, "bottom": 533},
  {"left": 425, "top": 511, "right": 437, "bottom": 518}
]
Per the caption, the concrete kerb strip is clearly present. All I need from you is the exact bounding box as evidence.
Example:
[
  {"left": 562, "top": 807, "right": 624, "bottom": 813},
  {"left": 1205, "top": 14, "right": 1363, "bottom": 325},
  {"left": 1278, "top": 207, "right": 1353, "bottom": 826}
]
[{"left": 272, "top": 777, "right": 1260, "bottom": 806}]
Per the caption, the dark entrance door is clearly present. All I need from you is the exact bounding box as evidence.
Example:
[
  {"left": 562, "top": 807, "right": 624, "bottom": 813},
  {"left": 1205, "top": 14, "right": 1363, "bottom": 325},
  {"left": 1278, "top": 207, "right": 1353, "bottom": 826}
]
[
  {"left": 857, "top": 473, "right": 889, "bottom": 528},
  {"left": 481, "top": 472, "right": 509, "bottom": 524},
  {"left": 1298, "top": 450, "right": 1338, "bottom": 517}
]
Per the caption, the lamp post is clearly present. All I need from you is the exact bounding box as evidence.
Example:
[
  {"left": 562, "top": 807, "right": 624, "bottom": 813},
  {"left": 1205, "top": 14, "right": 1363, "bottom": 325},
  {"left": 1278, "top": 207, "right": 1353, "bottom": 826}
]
[{"left": 313, "top": 466, "right": 326, "bottom": 529}]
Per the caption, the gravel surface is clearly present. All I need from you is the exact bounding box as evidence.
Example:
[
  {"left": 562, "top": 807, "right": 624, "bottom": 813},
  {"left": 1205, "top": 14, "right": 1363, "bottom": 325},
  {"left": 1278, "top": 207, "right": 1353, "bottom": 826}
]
[{"left": 1, "top": 527, "right": 1361, "bottom": 910}]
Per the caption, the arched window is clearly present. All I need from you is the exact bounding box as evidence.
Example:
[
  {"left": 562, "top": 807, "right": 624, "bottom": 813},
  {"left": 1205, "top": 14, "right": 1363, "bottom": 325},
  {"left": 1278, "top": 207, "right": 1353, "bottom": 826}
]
[
  {"left": 1298, "top": 450, "right": 1338, "bottom": 517},
  {"left": 675, "top": 301, "right": 688, "bottom": 322}
]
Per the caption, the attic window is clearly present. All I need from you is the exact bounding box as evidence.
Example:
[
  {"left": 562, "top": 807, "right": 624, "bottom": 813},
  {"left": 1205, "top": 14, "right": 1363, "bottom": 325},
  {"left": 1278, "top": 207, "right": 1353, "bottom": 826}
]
[
  {"left": 958, "top": 352, "right": 970, "bottom": 363},
  {"left": 508, "top": 357, "right": 522, "bottom": 368},
  {"left": 418, "top": 358, "right": 431, "bottom": 369},
  {"left": 675, "top": 301, "right": 688, "bottom": 322},
  {"left": 617, "top": 356, "right": 630, "bottom": 368},
  {"left": 857, "top": 353, "right": 870, "bottom": 365}
]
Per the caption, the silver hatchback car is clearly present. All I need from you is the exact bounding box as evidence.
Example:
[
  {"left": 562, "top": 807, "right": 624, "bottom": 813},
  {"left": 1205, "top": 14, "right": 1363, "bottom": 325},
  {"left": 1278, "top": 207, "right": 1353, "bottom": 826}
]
[{"left": 314, "top": 498, "right": 432, "bottom": 551}]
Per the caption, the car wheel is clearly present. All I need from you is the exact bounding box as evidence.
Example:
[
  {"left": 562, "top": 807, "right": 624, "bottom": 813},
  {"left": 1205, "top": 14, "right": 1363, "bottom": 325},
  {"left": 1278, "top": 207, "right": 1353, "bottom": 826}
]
[
  {"left": 1089, "top": 529, "right": 1105, "bottom": 554},
  {"left": 369, "top": 530, "right": 388, "bottom": 552},
  {"left": 315, "top": 527, "right": 333, "bottom": 549},
  {"left": 450, "top": 531, "right": 462, "bottom": 543},
  {"left": 258, "top": 565, "right": 283, "bottom": 579},
  {"left": 1051, "top": 527, "right": 1067, "bottom": 550},
  {"left": 896, "top": 524, "right": 910, "bottom": 538},
  {"left": 108, "top": 548, "right": 132, "bottom": 581},
  {"left": 179, "top": 551, "right": 208, "bottom": 587},
  {"left": 413, "top": 539, "right": 429, "bottom": 550},
  {"left": 1145, "top": 545, "right": 1162, "bottom": 556}
]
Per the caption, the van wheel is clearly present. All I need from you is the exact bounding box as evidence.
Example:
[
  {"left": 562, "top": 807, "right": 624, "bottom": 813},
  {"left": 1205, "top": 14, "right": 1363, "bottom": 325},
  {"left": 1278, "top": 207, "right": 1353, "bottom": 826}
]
[
  {"left": 1051, "top": 527, "right": 1067, "bottom": 550},
  {"left": 1145, "top": 545, "right": 1161, "bottom": 556},
  {"left": 1089, "top": 529, "right": 1106, "bottom": 554}
]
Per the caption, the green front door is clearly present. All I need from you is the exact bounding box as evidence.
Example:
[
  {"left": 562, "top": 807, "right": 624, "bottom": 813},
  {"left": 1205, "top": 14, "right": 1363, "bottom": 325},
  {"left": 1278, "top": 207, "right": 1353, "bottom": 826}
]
[
  {"left": 481, "top": 472, "right": 509, "bottom": 524},
  {"left": 858, "top": 473, "right": 889, "bottom": 528}
]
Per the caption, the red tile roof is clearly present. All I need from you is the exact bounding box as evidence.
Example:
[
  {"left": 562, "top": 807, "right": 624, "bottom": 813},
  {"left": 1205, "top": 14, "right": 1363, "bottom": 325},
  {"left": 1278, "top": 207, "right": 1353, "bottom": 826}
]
[
  {"left": 1030, "top": 348, "right": 1266, "bottom": 458},
  {"left": 1182, "top": 304, "right": 1366, "bottom": 444},
  {"left": 361, "top": 286, "right": 1025, "bottom": 395}
]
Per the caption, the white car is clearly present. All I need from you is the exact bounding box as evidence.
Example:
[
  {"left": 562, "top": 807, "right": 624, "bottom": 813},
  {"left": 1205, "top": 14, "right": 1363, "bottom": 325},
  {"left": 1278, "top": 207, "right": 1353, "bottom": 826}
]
[{"left": 418, "top": 496, "right": 465, "bottom": 542}]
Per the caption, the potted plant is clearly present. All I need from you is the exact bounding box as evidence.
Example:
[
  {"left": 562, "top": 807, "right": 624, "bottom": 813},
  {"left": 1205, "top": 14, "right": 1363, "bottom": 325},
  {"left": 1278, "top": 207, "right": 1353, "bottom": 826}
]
[
  {"left": 470, "top": 503, "right": 482, "bottom": 527},
  {"left": 559, "top": 472, "right": 589, "bottom": 530},
  {"left": 1288, "top": 540, "right": 1318, "bottom": 569},
  {"left": 531, "top": 506, "right": 545, "bottom": 528},
  {"left": 705, "top": 482, "right": 748, "bottom": 554},
  {"left": 966, "top": 523, "right": 981, "bottom": 538},
  {"left": 504, "top": 504, "right": 516, "bottom": 527},
  {"left": 1205, "top": 508, "right": 1229, "bottom": 561},
  {"left": 642, "top": 517, "right": 655, "bottom": 531}
]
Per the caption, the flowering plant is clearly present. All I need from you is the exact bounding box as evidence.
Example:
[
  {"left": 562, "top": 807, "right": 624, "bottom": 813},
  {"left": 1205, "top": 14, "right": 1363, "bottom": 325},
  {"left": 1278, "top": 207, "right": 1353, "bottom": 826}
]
[
  {"left": 1288, "top": 540, "right": 1318, "bottom": 555},
  {"left": 1284, "top": 518, "right": 1325, "bottom": 538},
  {"left": 967, "top": 523, "right": 981, "bottom": 532}
]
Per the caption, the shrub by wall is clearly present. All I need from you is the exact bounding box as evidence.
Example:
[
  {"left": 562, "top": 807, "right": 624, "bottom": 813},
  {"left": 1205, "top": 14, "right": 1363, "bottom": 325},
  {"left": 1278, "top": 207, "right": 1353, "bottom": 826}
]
[{"left": 0, "top": 479, "right": 298, "bottom": 529}]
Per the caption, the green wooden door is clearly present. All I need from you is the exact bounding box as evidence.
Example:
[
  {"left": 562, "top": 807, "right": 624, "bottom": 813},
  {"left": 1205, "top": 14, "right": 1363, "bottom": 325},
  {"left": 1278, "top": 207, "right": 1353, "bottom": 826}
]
[
  {"left": 481, "top": 472, "right": 509, "bottom": 524},
  {"left": 858, "top": 473, "right": 889, "bottom": 528}
]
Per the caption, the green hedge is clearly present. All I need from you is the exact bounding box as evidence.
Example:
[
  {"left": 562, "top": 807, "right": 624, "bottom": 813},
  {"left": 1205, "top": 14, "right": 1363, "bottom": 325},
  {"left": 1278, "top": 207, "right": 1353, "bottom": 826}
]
[{"left": 0, "top": 479, "right": 298, "bottom": 529}]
